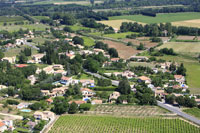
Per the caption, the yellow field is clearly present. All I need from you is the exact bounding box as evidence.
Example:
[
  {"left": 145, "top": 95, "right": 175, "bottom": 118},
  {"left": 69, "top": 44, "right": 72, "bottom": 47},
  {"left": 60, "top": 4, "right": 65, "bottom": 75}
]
[
  {"left": 172, "top": 19, "right": 200, "bottom": 28},
  {"left": 98, "top": 19, "right": 145, "bottom": 29},
  {"left": 157, "top": 42, "right": 200, "bottom": 53}
]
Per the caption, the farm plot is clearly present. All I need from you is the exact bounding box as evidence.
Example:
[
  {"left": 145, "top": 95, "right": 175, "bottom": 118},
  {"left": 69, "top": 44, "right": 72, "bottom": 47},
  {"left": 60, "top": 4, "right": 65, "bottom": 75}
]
[
  {"left": 176, "top": 36, "right": 200, "bottom": 41},
  {"left": 183, "top": 108, "right": 200, "bottom": 119},
  {"left": 0, "top": 16, "right": 26, "bottom": 23},
  {"left": 109, "top": 12, "right": 200, "bottom": 24},
  {"left": 49, "top": 115, "right": 200, "bottom": 133},
  {"left": 123, "top": 38, "right": 158, "bottom": 48},
  {"left": 102, "top": 40, "right": 140, "bottom": 59},
  {"left": 98, "top": 19, "right": 145, "bottom": 29},
  {"left": 129, "top": 62, "right": 155, "bottom": 68},
  {"left": 157, "top": 42, "right": 200, "bottom": 54},
  {"left": 172, "top": 19, "right": 200, "bottom": 28},
  {"left": 87, "top": 105, "right": 172, "bottom": 117}
]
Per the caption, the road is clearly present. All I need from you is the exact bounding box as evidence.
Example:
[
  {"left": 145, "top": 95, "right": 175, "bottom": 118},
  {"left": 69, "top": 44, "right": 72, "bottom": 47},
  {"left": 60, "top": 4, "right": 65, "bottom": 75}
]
[
  {"left": 25, "top": 42, "right": 39, "bottom": 50},
  {"left": 85, "top": 70, "right": 200, "bottom": 126},
  {"left": 0, "top": 112, "right": 23, "bottom": 120},
  {"left": 158, "top": 101, "right": 200, "bottom": 125}
]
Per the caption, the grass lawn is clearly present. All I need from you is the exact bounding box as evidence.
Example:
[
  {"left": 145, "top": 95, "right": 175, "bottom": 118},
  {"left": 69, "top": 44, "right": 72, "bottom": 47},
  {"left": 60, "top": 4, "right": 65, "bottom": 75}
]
[
  {"left": 183, "top": 108, "right": 200, "bottom": 119},
  {"left": 67, "top": 25, "right": 91, "bottom": 31},
  {"left": 109, "top": 12, "right": 200, "bottom": 24},
  {"left": 0, "top": 23, "right": 49, "bottom": 32},
  {"left": 129, "top": 62, "right": 155, "bottom": 68},
  {"left": 82, "top": 36, "right": 95, "bottom": 47},
  {"left": 49, "top": 115, "right": 200, "bottom": 133},
  {"left": 4, "top": 45, "right": 38, "bottom": 57},
  {"left": 0, "top": 16, "right": 26, "bottom": 22},
  {"left": 73, "top": 73, "right": 93, "bottom": 80},
  {"left": 103, "top": 32, "right": 138, "bottom": 39}
]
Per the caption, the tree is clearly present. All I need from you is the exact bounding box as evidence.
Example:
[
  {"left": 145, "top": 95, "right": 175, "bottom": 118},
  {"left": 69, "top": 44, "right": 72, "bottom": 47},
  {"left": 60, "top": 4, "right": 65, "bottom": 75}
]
[
  {"left": 108, "top": 48, "right": 118, "bottom": 57},
  {"left": 18, "top": 53, "right": 28, "bottom": 64},
  {"left": 51, "top": 97, "right": 69, "bottom": 115},
  {"left": 79, "top": 103, "right": 91, "bottom": 111},
  {"left": 137, "top": 43, "right": 145, "bottom": 50},
  {"left": 117, "top": 78, "right": 131, "bottom": 95},
  {"left": 176, "top": 63, "right": 186, "bottom": 76},
  {"left": 63, "top": 26, "right": 73, "bottom": 32},
  {"left": 127, "top": 42, "right": 133, "bottom": 46},
  {"left": 68, "top": 102, "right": 78, "bottom": 114},
  {"left": 90, "top": 0, "right": 95, "bottom": 6},
  {"left": 0, "top": 50, "right": 4, "bottom": 60},
  {"left": 72, "top": 36, "right": 84, "bottom": 45},
  {"left": 61, "top": 15, "right": 76, "bottom": 25},
  {"left": 165, "top": 94, "right": 176, "bottom": 104}
]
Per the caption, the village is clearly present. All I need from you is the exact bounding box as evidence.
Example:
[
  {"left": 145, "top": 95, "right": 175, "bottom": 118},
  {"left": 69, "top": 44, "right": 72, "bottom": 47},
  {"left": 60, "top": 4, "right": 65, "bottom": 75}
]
[{"left": 0, "top": 26, "right": 200, "bottom": 132}]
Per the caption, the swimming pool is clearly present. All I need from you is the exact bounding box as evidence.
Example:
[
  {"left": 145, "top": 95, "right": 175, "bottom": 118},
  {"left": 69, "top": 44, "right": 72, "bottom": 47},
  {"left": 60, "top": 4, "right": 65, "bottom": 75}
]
[{"left": 20, "top": 109, "right": 31, "bottom": 112}]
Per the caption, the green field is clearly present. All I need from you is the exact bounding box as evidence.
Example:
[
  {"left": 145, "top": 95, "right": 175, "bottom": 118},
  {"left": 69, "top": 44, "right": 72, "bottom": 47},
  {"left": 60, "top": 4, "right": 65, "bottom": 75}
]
[
  {"left": 82, "top": 36, "right": 95, "bottom": 46},
  {"left": 49, "top": 115, "right": 200, "bottom": 133},
  {"left": 0, "top": 23, "right": 49, "bottom": 32},
  {"left": 89, "top": 32, "right": 137, "bottom": 39},
  {"left": 109, "top": 12, "right": 200, "bottom": 24},
  {"left": 129, "top": 62, "right": 155, "bottom": 68},
  {"left": 73, "top": 73, "right": 93, "bottom": 80},
  {"left": 183, "top": 108, "right": 200, "bottom": 119},
  {"left": 0, "top": 16, "right": 26, "bottom": 22}
]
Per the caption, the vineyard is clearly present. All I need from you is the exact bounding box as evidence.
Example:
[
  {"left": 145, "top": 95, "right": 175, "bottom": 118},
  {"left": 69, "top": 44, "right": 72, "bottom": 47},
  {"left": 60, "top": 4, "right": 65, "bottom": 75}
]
[
  {"left": 49, "top": 115, "right": 200, "bottom": 133},
  {"left": 87, "top": 105, "right": 172, "bottom": 117}
]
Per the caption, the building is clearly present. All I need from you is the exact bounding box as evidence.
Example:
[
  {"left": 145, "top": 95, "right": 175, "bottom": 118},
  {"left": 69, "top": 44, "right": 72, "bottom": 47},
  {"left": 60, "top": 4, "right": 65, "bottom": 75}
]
[
  {"left": 2, "top": 56, "right": 16, "bottom": 64},
  {"left": 122, "top": 70, "right": 135, "bottom": 79},
  {"left": 34, "top": 111, "right": 55, "bottom": 121},
  {"left": 51, "top": 87, "right": 68, "bottom": 97},
  {"left": 17, "top": 103, "right": 32, "bottom": 109},
  {"left": 46, "top": 99, "right": 53, "bottom": 104},
  {"left": 60, "top": 76, "right": 72, "bottom": 85},
  {"left": 41, "top": 90, "right": 50, "bottom": 96},
  {"left": 111, "top": 58, "right": 120, "bottom": 62},
  {"left": 43, "top": 66, "right": 54, "bottom": 74},
  {"left": 0, "top": 122, "right": 7, "bottom": 132},
  {"left": 28, "top": 75, "right": 36, "bottom": 85},
  {"left": 32, "top": 54, "right": 45, "bottom": 63},
  {"left": 53, "top": 64, "right": 64, "bottom": 70},
  {"left": 15, "top": 64, "right": 28, "bottom": 68},
  {"left": 91, "top": 100, "right": 102, "bottom": 105},
  {"left": 69, "top": 100, "right": 86, "bottom": 106},
  {"left": 0, "top": 85, "right": 7, "bottom": 90},
  {"left": 80, "top": 79, "right": 95, "bottom": 87},
  {"left": 174, "top": 75, "right": 185, "bottom": 84},
  {"left": 109, "top": 91, "right": 120, "bottom": 103},
  {"left": 81, "top": 88, "right": 95, "bottom": 100},
  {"left": 195, "top": 99, "right": 200, "bottom": 105},
  {"left": 138, "top": 76, "right": 151, "bottom": 84},
  {"left": 154, "top": 90, "right": 165, "bottom": 98},
  {"left": 54, "top": 70, "right": 67, "bottom": 76}
]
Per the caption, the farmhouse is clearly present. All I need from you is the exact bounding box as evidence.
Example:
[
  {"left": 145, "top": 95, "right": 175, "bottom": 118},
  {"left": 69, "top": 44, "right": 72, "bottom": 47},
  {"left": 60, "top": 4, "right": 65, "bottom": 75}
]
[
  {"left": 53, "top": 64, "right": 64, "bottom": 70},
  {"left": 129, "top": 56, "right": 149, "bottom": 61},
  {"left": 80, "top": 79, "right": 95, "bottom": 87},
  {"left": 174, "top": 75, "right": 185, "bottom": 84},
  {"left": 81, "top": 88, "right": 96, "bottom": 100},
  {"left": 154, "top": 90, "right": 165, "bottom": 98},
  {"left": 109, "top": 91, "right": 120, "bottom": 103},
  {"left": 60, "top": 76, "right": 73, "bottom": 85},
  {"left": 138, "top": 76, "right": 151, "bottom": 84},
  {"left": 34, "top": 111, "right": 55, "bottom": 120},
  {"left": 43, "top": 66, "right": 54, "bottom": 74},
  {"left": 0, "top": 122, "right": 7, "bottom": 132},
  {"left": 2, "top": 56, "right": 16, "bottom": 64},
  {"left": 51, "top": 87, "right": 68, "bottom": 96},
  {"left": 32, "top": 54, "right": 45, "bottom": 63}
]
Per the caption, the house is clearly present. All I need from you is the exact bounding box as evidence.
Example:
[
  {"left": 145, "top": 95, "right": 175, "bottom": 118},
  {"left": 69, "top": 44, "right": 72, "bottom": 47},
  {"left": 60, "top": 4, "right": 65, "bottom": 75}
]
[
  {"left": 3, "top": 120, "right": 14, "bottom": 131},
  {"left": 46, "top": 99, "right": 53, "bottom": 104},
  {"left": 53, "top": 64, "right": 64, "bottom": 70},
  {"left": 154, "top": 90, "right": 165, "bottom": 98},
  {"left": 129, "top": 56, "right": 148, "bottom": 61},
  {"left": 0, "top": 85, "right": 7, "bottom": 90},
  {"left": 41, "top": 90, "right": 50, "bottom": 96},
  {"left": 15, "top": 64, "right": 28, "bottom": 68},
  {"left": 102, "top": 61, "right": 111, "bottom": 67},
  {"left": 66, "top": 53, "right": 75, "bottom": 59},
  {"left": 54, "top": 70, "right": 67, "bottom": 76},
  {"left": 17, "top": 103, "right": 32, "bottom": 109},
  {"left": 34, "top": 111, "right": 55, "bottom": 121},
  {"left": 109, "top": 91, "right": 120, "bottom": 103},
  {"left": 51, "top": 87, "right": 68, "bottom": 96},
  {"left": 160, "top": 62, "right": 172, "bottom": 69},
  {"left": 138, "top": 76, "right": 151, "bottom": 84},
  {"left": 16, "top": 38, "right": 26, "bottom": 45},
  {"left": 174, "top": 75, "right": 185, "bottom": 84},
  {"left": 79, "top": 50, "right": 93, "bottom": 55},
  {"left": 195, "top": 99, "right": 200, "bottom": 105},
  {"left": 43, "top": 66, "right": 54, "bottom": 74},
  {"left": 0, "top": 122, "right": 7, "bottom": 132},
  {"left": 91, "top": 100, "right": 102, "bottom": 105},
  {"left": 28, "top": 75, "right": 36, "bottom": 85},
  {"left": 93, "top": 48, "right": 105, "bottom": 54},
  {"left": 2, "top": 56, "right": 16, "bottom": 64},
  {"left": 80, "top": 79, "right": 95, "bottom": 87},
  {"left": 81, "top": 88, "right": 95, "bottom": 100},
  {"left": 32, "top": 54, "right": 45, "bottom": 63},
  {"left": 122, "top": 70, "right": 135, "bottom": 79},
  {"left": 111, "top": 58, "right": 120, "bottom": 62},
  {"left": 69, "top": 100, "right": 86, "bottom": 106},
  {"left": 27, "top": 121, "right": 36, "bottom": 129},
  {"left": 60, "top": 76, "right": 72, "bottom": 85}
]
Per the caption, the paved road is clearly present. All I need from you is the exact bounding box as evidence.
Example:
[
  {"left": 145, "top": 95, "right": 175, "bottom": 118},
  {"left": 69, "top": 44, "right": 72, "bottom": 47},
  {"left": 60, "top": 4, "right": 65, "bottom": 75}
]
[
  {"left": 85, "top": 69, "right": 200, "bottom": 125},
  {"left": 157, "top": 101, "right": 200, "bottom": 125}
]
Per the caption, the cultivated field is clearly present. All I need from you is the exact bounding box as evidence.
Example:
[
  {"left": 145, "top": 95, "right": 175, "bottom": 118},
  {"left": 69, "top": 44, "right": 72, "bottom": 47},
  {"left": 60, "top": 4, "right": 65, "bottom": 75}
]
[
  {"left": 157, "top": 42, "right": 200, "bottom": 54},
  {"left": 183, "top": 108, "right": 200, "bottom": 119},
  {"left": 102, "top": 40, "right": 140, "bottom": 59},
  {"left": 82, "top": 36, "right": 95, "bottom": 46},
  {"left": 30, "top": 0, "right": 103, "bottom": 5},
  {"left": 49, "top": 115, "right": 200, "bottom": 133},
  {"left": 176, "top": 36, "right": 200, "bottom": 41},
  {"left": 98, "top": 19, "right": 144, "bottom": 29},
  {"left": 109, "top": 12, "right": 200, "bottom": 24},
  {"left": 0, "top": 16, "right": 26, "bottom": 23},
  {"left": 87, "top": 105, "right": 171, "bottom": 117},
  {"left": 129, "top": 62, "right": 155, "bottom": 68},
  {"left": 123, "top": 38, "right": 158, "bottom": 48},
  {"left": 173, "top": 19, "right": 200, "bottom": 28}
]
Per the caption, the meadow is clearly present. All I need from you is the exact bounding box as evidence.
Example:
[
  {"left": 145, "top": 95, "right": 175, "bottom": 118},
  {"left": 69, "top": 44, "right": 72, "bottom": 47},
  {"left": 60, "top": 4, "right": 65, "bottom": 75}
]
[
  {"left": 82, "top": 36, "right": 95, "bottom": 47},
  {"left": 0, "top": 23, "right": 49, "bottom": 32},
  {"left": 0, "top": 16, "right": 26, "bottom": 22},
  {"left": 49, "top": 115, "right": 200, "bottom": 133},
  {"left": 183, "top": 108, "right": 200, "bottom": 119},
  {"left": 90, "top": 32, "right": 137, "bottom": 39},
  {"left": 109, "top": 12, "right": 200, "bottom": 24}
]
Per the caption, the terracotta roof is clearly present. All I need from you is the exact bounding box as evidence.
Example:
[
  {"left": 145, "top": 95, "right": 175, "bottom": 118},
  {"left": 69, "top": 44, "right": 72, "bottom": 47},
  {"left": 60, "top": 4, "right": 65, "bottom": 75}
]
[
  {"left": 111, "top": 58, "right": 120, "bottom": 61},
  {"left": 61, "top": 76, "right": 71, "bottom": 81},
  {"left": 155, "top": 90, "right": 165, "bottom": 94},
  {"left": 69, "top": 100, "right": 86, "bottom": 105},
  {"left": 195, "top": 99, "right": 200, "bottom": 102},
  {"left": 81, "top": 88, "right": 93, "bottom": 92},
  {"left": 46, "top": 99, "right": 53, "bottom": 103},
  {"left": 0, "top": 122, "right": 5, "bottom": 127},
  {"left": 15, "top": 64, "right": 28, "bottom": 68},
  {"left": 174, "top": 75, "right": 184, "bottom": 79},
  {"left": 138, "top": 76, "right": 150, "bottom": 81}
]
